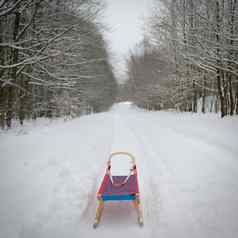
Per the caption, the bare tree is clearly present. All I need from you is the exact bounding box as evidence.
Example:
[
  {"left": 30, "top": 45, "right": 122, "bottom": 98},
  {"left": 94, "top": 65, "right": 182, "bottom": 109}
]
[
  {"left": 125, "top": 0, "right": 238, "bottom": 117},
  {"left": 0, "top": 0, "right": 117, "bottom": 128}
]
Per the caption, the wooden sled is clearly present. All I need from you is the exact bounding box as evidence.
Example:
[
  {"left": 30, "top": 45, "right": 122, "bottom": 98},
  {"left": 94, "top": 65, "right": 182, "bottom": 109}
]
[{"left": 93, "top": 152, "right": 143, "bottom": 228}]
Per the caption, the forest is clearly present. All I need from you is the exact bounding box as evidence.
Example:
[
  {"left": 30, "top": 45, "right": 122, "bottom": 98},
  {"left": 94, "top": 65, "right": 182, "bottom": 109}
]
[
  {"left": 1, "top": 0, "right": 238, "bottom": 130},
  {"left": 0, "top": 0, "right": 117, "bottom": 128},
  {"left": 125, "top": 0, "right": 238, "bottom": 117},
  {"left": 1, "top": 1, "right": 238, "bottom": 237}
]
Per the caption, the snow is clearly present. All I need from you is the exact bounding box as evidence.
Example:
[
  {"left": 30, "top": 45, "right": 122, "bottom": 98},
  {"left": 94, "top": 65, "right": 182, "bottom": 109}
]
[
  {"left": 0, "top": 103, "right": 238, "bottom": 238},
  {"left": 109, "top": 154, "right": 133, "bottom": 176}
]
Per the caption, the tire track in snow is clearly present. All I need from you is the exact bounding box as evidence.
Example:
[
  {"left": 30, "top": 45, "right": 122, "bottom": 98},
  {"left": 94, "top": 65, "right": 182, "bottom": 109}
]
[
  {"left": 114, "top": 113, "right": 163, "bottom": 237},
  {"left": 79, "top": 113, "right": 116, "bottom": 227},
  {"left": 122, "top": 115, "right": 182, "bottom": 237}
]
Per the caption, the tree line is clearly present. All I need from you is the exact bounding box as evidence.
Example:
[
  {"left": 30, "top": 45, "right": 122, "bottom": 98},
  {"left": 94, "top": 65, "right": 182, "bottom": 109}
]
[
  {"left": 0, "top": 0, "right": 117, "bottom": 129},
  {"left": 125, "top": 0, "right": 238, "bottom": 117}
]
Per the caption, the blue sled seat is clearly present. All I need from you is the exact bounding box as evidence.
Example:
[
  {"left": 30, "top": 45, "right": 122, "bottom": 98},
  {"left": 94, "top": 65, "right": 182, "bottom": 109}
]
[{"left": 102, "top": 194, "right": 136, "bottom": 201}]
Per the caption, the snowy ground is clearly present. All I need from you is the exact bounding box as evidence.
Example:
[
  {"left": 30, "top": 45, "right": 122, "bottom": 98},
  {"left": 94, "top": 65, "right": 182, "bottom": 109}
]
[{"left": 0, "top": 102, "right": 238, "bottom": 238}]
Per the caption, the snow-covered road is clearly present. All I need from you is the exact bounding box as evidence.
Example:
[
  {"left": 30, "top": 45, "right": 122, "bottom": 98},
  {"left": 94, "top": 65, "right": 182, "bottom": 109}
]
[{"left": 1, "top": 103, "right": 238, "bottom": 238}]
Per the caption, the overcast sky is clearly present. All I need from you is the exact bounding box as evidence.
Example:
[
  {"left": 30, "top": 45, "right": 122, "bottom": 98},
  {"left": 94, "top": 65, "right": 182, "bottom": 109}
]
[{"left": 104, "top": 0, "right": 153, "bottom": 81}]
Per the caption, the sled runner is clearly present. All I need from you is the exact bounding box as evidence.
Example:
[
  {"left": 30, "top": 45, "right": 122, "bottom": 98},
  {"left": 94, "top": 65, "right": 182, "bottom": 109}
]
[{"left": 93, "top": 152, "right": 143, "bottom": 228}]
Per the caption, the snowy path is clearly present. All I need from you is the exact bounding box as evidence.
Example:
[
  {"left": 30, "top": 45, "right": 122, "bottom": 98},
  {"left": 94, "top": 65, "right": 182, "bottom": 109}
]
[{"left": 0, "top": 103, "right": 238, "bottom": 238}]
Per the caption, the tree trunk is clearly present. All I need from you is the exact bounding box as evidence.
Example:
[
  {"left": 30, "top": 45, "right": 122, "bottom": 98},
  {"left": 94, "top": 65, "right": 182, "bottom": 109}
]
[
  {"left": 202, "top": 75, "right": 206, "bottom": 113},
  {"left": 216, "top": 1, "right": 226, "bottom": 118},
  {"left": 19, "top": 75, "right": 26, "bottom": 125},
  {"left": 228, "top": 75, "right": 234, "bottom": 115},
  {"left": 0, "top": 15, "right": 6, "bottom": 129},
  {"left": 235, "top": 82, "right": 238, "bottom": 114},
  {"left": 6, "top": 10, "right": 21, "bottom": 128},
  {"left": 192, "top": 80, "right": 197, "bottom": 113},
  {"left": 217, "top": 69, "right": 226, "bottom": 117},
  {"left": 227, "top": 0, "right": 236, "bottom": 115}
]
